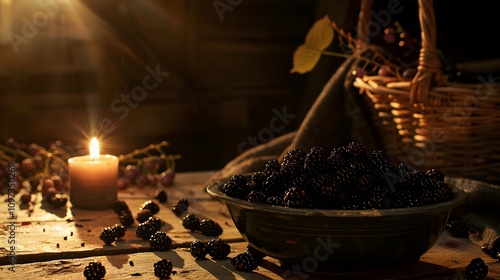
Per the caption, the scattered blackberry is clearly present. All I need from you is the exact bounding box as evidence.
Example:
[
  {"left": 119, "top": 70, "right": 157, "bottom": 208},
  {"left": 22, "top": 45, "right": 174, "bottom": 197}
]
[
  {"left": 146, "top": 216, "right": 164, "bottom": 231},
  {"left": 118, "top": 210, "right": 134, "bottom": 227},
  {"left": 112, "top": 224, "right": 127, "bottom": 239},
  {"left": 445, "top": 219, "right": 469, "bottom": 238},
  {"left": 199, "top": 219, "right": 223, "bottom": 236},
  {"left": 136, "top": 222, "right": 159, "bottom": 240},
  {"left": 140, "top": 200, "right": 160, "bottom": 215},
  {"left": 246, "top": 244, "right": 266, "bottom": 260},
  {"left": 83, "top": 261, "right": 106, "bottom": 280},
  {"left": 155, "top": 189, "right": 168, "bottom": 203},
  {"left": 207, "top": 238, "right": 231, "bottom": 259},
  {"left": 231, "top": 252, "right": 259, "bottom": 272},
  {"left": 171, "top": 198, "right": 189, "bottom": 216},
  {"left": 149, "top": 231, "right": 172, "bottom": 251},
  {"left": 190, "top": 240, "right": 208, "bottom": 260},
  {"left": 182, "top": 213, "right": 200, "bottom": 231},
  {"left": 136, "top": 209, "right": 153, "bottom": 223},
  {"left": 153, "top": 259, "right": 173, "bottom": 279},
  {"left": 465, "top": 258, "right": 488, "bottom": 280},
  {"left": 99, "top": 227, "right": 116, "bottom": 245},
  {"left": 481, "top": 236, "right": 500, "bottom": 259},
  {"left": 113, "top": 200, "right": 130, "bottom": 215}
]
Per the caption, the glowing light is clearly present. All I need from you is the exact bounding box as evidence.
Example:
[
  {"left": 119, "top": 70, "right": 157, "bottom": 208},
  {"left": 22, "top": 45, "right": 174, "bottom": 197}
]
[{"left": 90, "top": 137, "right": 99, "bottom": 159}]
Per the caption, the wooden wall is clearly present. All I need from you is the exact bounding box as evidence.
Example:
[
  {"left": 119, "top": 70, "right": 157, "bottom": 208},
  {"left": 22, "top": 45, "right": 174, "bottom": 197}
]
[{"left": 0, "top": 0, "right": 355, "bottom": 171}]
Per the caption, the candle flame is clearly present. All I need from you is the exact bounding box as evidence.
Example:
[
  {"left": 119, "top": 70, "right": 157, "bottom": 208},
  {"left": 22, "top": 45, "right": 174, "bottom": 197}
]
[{"left": 90, "top": 137, "right": 99, "bottom": 159}]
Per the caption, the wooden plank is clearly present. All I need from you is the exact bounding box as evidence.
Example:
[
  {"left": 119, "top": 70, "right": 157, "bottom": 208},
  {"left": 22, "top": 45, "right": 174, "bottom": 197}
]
[
  {"left": 0, "top": 171, "right": 243, "bottom": 265},
  {"left": 1, "top": 240, "right": 499, "bottom": 279}
]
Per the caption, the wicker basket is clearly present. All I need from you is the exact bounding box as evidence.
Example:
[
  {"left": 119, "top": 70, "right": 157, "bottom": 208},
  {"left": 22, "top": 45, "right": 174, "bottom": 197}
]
[{"left": 353, "top": 0, "right": 500, "bottom": 184}]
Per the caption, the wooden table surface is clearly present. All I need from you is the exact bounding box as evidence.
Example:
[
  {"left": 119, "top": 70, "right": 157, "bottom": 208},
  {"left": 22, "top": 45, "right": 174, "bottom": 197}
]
[{"left": 1, "top": 171, "right": 499, "bottom": 280}]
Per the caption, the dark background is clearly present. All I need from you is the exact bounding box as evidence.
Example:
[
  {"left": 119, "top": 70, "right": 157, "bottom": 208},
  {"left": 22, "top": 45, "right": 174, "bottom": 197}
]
[{"left": 0, "top": 0, "right": 497, "bottom": 172}]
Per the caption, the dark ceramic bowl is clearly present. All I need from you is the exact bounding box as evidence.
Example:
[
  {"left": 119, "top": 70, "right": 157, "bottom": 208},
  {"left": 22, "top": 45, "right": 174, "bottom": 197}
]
[{"left": 206, "top": 177, "right": 468, "bottom": 270}]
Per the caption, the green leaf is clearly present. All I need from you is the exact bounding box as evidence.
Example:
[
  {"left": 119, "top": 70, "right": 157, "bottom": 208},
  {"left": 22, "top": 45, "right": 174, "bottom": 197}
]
[
  {"left": 290, "top": 45, "right": 321, "bottom": 74},
  {"left": 304, "top": 15, "right": 334, "bottom": 51}
]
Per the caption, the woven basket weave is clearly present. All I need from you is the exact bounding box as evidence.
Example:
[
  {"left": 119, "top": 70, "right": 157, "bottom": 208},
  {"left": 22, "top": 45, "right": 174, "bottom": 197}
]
[{"left": 353, "top": 0, "right": 500, "bottom": 184}]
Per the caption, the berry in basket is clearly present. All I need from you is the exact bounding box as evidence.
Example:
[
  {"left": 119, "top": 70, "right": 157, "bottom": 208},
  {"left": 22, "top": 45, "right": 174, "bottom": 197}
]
[{"left": 222, "top": 141, "right": 454, "bottom": 210}]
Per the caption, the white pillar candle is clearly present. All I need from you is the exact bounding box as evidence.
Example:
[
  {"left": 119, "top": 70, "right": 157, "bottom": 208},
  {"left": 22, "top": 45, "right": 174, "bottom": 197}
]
[{"left": 68, "top": 137, "right": 119, "bottom": 210}]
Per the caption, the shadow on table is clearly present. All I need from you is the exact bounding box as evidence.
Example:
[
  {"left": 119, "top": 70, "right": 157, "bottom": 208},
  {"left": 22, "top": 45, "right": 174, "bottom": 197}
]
[
  {"left": 196, "top": 257, "right": 275, "bottom": 280},
  {"left": 260, "top": 258, "right": 457, "bottom": 280}
]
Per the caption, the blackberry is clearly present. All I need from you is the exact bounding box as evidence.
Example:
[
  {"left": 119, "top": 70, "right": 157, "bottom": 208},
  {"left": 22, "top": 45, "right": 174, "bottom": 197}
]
[
  {"left": 113, "top": 200, "right": 130, "bottom": 215},
  {"left": 261, "top": 173, "right": 285, "bottom": 197},
  {"left": 231, "top": 252, "right": 259, "bottom": 272},
  {"left": 265, "top": 195, "right": 283, "bottom": 206},
  {"left": 229, "top": 174, "right": 247, "bottom": 186},
  {"left": 140, "top": 200, "right": 160, "bottom": 215},
  {"left": 136, "top": 222, "right": 159, "bottom": 240},
  {"left": 207, "top": 238, "right": 231, "bottom": 259},
  {"left": 99, "top": 227, "right": 116, "bottom": 245},
  {"left": 283, "top": 186, "right": 311, "bottom": 208},
  {"left": 445, "top": 219, "right": 469, "bottom": 238},
  {"left": 190, "top": 240, "right": 208, "bottom": 260},
  {"left": 264, "top": 159, "right": 280, "bottom": 176},
  {"left": 112, "top": 224, "right": 127, "bottom": 239},
  {"left": 282, "top": 148, "right": 307, "bottom": 165},
  {"left": 155, "top": 189, "right": 168, "bottom": 203},
  {"left": 345, "top": 141, "right": 368, "bottom": 160},
  {"left": 199, "top": 219, "right": 223, "bottom": 236},
  {"left": 83, "top": 261, "right": 106, "bottom": 280},
  {"left": 426, "top": 168, "right": 445, "bottom": 182},
  {"left": 119, "top": 210, "right": 135, "bottom": 227},
  {"left": 246, "top": 190, "right": 267, "bottom": 204},
  {"left": 222, "top": 180, "right": 250, "bottom": 200},
  {"left": 146, "top": 216, "right": 164, "bottom": 231},
  {"left": 432, "top": 181, "right": 454, "bottom": 203},
  {"left": 153, "top": 259, "right": 173, "bottom": 279},
  {"left": 149, "top": 231, "right": 172, "bottom": 251},
  {"left": 465, "top": 258, "right": 488, "bottom": 280},
  {"left": 171, "top": 198, "right": 189, "bottom": 215},
  {"left": 279, "top": 161, "right": 304, "bottom": 186},
  {"left": 303, "top": 146, "right": 328, "bottom": 175},
  {"left": 481, "top": 236, "right": 500, "bottom": 259},
  {"left": 250, "top": 171, "right": 266, "bottom": 187},
  {"left": 327, "top": 150, "right": 347, "bottom": 172},
  {"left": 136, "top": 209, "right": 153, "bottom": 223},
  {"left": 182, "top": 213, "right": 200, "bottom": 231},
  {"left": 246, "top": 244, "right": 266, "bottom": 260}
]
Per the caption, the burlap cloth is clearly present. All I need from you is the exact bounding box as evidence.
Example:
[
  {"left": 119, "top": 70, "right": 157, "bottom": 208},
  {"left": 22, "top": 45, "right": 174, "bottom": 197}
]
[{"left": 207, "top": 49, "right": 500, "bottom": 250}]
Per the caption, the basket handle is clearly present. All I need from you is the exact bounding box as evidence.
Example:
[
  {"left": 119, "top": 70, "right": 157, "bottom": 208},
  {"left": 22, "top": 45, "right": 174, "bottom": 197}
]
[{"left": 356, "top": 0, "right": 443, "bottom": 104}]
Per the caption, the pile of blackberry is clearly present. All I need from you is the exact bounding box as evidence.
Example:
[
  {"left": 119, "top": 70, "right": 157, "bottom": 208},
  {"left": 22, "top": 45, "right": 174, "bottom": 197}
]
[{"left": 222, "top": 142, "right": 455, "bottom": 210}]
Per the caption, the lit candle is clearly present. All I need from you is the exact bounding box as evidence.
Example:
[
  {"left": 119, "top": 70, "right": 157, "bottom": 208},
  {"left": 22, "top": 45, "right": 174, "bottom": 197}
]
[{"left": 68, "top": 137, "right": 119, "bottom": 210}]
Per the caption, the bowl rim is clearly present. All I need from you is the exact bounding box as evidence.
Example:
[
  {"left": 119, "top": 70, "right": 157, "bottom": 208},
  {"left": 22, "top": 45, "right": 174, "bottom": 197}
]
[{"left": 206, "top": 177, "right": 468, "bottom": 217}]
